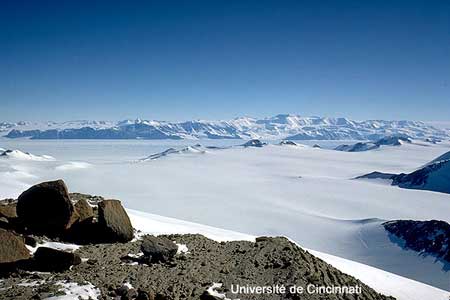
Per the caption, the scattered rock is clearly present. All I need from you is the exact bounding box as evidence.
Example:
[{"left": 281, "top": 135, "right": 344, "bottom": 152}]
[
  {"left": 69, "top": 192, "right": 105, "bottom": 206},
  {"left": 0, "top": 228, "right": 31, "bottom": 265},
  {"left": 140, "top": 236, "right": 178, "bottom": 263},
  {"left": 0, "top": 233, "right": 394, "bottom": 300},
  {"left": 32, "top": 247, "right": 81, "bottom": 272},
  {"left": 16, "top": 180, "right": 75, "bottom": 235},
  {"left": 98, "top": 200, "right": 134, "bottom": 243}
]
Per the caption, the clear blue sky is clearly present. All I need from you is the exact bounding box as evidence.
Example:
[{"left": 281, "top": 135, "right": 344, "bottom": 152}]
[{"left": 1, "top": 0, "right": 449, "bottom": 122}]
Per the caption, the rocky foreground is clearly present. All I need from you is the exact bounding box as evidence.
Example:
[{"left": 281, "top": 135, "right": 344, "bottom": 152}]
[{"left": 0, "top": 180, "right": 394, "bottom": 300}]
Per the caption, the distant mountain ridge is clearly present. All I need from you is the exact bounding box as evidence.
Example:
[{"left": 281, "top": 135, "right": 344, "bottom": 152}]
[{"left": 2, "top": 114, "right": 449, "bottom": 140}]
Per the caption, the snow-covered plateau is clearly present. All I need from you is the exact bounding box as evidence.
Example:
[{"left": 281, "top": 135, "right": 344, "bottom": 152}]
[{"left": 0, "top": 137, "right": 449, "bottom": 297}]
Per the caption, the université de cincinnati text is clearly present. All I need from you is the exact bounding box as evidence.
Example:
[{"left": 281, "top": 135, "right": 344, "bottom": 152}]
[{"left": 230, "top": 284, "right": 362, "bottom": 295}]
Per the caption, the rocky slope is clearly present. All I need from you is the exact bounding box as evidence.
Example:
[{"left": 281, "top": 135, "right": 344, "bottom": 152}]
[
  {"left": 383, "top": 220, "right": 450, "bottom": 263},
  {"left": 356, "top": 150, "right": 450, "bottom": 194},
  {"left": 0, "top": 180, "right": 394, "bottom": 300}
]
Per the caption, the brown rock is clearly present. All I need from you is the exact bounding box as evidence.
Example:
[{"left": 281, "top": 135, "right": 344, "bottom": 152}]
[
  {"left": 98, "top": 200, "right": 134, "bottom": 242},
  {"left": 0, "top": 203, "right": 17, "bottom": 219},
  {"left": 0, "top": 228, "right": 30, "bottom": 264},
  {"left": 74, "top": 198, "right": 94, "bottom": 223},
  {"left": 16, "top": 180, "right": 75, "bottom": 234}
]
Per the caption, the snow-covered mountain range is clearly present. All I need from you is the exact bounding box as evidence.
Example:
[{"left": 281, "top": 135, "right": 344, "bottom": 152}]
[{"left": 1, "top": 114, "right": 449, "bottom": 140}]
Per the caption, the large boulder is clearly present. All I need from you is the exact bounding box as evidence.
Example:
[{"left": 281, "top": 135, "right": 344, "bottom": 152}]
[
  {"left": 98, "top": 200, "right": 134, "bottom": 242},
  {"left": 140, "top": 236, "right": 178, "bottom": 263},
  {"left": 16, "top": 180, "right": 75, "bottom": 235},
  {"left": 0, "top": 228, "right": 30, "bottom": 264},
  {"left": 33, "top": 247, "right": 81, "bottom": 272}
]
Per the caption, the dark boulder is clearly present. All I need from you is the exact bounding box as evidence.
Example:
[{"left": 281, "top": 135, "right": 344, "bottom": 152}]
[
  {"left": 140, "top": 236, "right": 178, "bottom": 263},
  {"left": 32, "top": 247, "right": 81, "bottom": 272},
  {"left": 16, "top": 180, "right": 75, "bottom": 235},
  {"left": 0, "top": 228, "right": 31, "bottom": 264},
  {"left": 64, "top": 220, "right": 102, "bottom": 244},
  {"left": 98, "top": 200, "right": 134, "bottom": 243}
]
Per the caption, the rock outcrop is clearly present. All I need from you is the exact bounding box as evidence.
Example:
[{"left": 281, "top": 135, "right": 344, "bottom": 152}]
[
  {"left": 356, "top": 150, "right": 450, "bottom": 194},
  {"left": 384, "top": 220, "right": 450, "bottom": 263}
]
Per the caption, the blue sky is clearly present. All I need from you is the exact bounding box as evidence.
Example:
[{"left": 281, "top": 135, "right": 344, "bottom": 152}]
[{"left": 1, "top": 0, "right": 449, "bottom": 122}]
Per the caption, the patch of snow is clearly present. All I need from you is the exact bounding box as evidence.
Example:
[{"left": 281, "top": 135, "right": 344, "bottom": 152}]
[
  {"left": 175, "top": 243, "right": 189, "bottom": 254},
  {"left": 45, "top": 281, "right": 101, "bottom": 300},
  {"left": 123, "top": 282, "right": 133, "bottom": 289},
  {"left": 55, "top": 161, "right": 92, "bottom": 171},
  {"left": 17, "top": 280, "right": 45, "bottom": 287},
  {"left": 127, "top": 252, "right": 144, "bottom": 259},
  {"left": 127, "top": 209, "right": 254, "bottom": 242},
  {"left": 27, "top": 242, "right": 81, "bottom": 254},
  {"left": 206, "top": 283, "right": 234, "bottom": 300}
]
